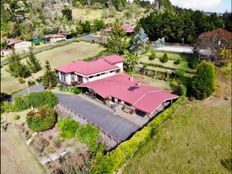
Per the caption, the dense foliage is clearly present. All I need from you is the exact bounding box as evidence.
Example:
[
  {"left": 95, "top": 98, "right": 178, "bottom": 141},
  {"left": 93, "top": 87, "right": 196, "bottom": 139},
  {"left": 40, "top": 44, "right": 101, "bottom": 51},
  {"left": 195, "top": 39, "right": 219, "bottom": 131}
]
[
  {"left": 93, "top": 19, "right": 105, "bottom": 32},
  {"left": 107, "top": 20, "right": 129, "bottom": 54},
  {"left": 125, "top": 53, "right": 138, "bottom": 73},
  {"left": 42, "top": 60, "right": 57, "bottom": 90},
  {"left": 7, "top": 52, "right": 31, "bottom": 78},
  {"left": 58, "top": 118, "right": 80, "bottom": 138},
  {"left": 26, "top": 50, "right": 42, "bottom": 73},
  {"left": 76, "top": 124, "right": 100, "bottom": 153},
  {"left": 191, "top": 62, "right": 216, "bottom": 99},
  {"left": 195, "top": 29, "right": 232, "bottom": 65},
  {"left": 71, "top": 87, "right": 81, "bottom": 94},
  {"left": 91, "top": 94, "right": 186, "bottom": 174},
  {"left": 2, "top": 91, "right": 58, "bottom": 112},
  {"left": 26, "top": 107, "right": 57, "bottom": 132},
  {"left": 139, "top": 10, "right": 225, "bottom": 44}
]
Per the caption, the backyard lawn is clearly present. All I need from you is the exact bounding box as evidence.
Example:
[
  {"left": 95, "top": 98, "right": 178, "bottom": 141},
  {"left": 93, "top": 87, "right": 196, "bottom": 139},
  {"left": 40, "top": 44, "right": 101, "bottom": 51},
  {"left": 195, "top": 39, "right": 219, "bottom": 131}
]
[
  {"left": 1, "top": 126, "right": 46, "bottom": 174},
  {"left": 122, "top": 70, "right": 231, "bottom": 174},
  {"left": 1, "top": 41, "right": 105, "bottom": 94}
]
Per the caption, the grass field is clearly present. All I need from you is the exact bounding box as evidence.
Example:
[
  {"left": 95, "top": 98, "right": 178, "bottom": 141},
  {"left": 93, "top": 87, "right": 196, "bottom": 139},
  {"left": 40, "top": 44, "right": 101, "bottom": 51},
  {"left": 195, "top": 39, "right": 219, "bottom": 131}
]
[
  {"left": 1, "top": 41, "right": 105, "bottom": 94},
  {"left": 122, "top": 69, "right": 231, "bottom": 174},
  {"left": 1, "top": 126, "right": 46, "bottom": 174}
]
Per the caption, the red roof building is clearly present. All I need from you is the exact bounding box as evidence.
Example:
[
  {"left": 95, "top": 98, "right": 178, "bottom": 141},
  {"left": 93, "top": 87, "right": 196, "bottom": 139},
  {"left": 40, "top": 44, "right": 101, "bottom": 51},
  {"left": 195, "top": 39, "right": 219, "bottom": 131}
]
[
  {"left": 78, "top": 74, "right": 178, "bottom": 116},
  {"left": 55, "top": 55, "right": 124, "bottom": 85}
]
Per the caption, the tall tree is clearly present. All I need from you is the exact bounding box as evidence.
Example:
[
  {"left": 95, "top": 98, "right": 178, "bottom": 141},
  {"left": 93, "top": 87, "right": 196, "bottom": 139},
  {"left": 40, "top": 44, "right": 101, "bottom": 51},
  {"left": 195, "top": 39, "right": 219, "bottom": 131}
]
[
  {"left": 62, "top": 6, "right": 72, "bottom": 21},
  {"left": 130, "top": 28, "right": 149, "bottom": 53},
  {"left": 26, "top": 50, "right": 42, "bottom": 73},
  {"left": 125, "top": 53, "right": 138, "bottom": 73},
  {"left": 7, "top": 52, "right": 31, "bottom": 78},
  {"left": 107, "top": 19, "right": 129, "bottom": 54},
  {"left": 191, "top": 61, "right": 216, "bottom": 99},
  {"left": 195, "top": 29, "right": 232, "bottom": 65},
  {"left": 42, "top": 60, "right": 57, "bottom": 90}
]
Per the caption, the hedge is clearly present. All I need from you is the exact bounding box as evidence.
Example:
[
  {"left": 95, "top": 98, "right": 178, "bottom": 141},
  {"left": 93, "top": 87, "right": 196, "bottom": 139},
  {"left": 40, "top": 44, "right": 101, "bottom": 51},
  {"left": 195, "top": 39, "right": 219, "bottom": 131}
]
[
  {"left": 91, "top": 94, "right": 186, "bottom": 174},
  {"left": 2, "top": 91, "right": 58, "bottom": 112}
]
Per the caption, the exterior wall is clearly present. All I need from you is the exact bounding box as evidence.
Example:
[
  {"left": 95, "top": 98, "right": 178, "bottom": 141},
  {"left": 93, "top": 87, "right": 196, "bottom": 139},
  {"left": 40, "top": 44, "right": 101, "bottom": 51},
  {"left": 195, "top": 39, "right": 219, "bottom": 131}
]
[
  {"left": 50, "top": 37, "right": 66, "bottom": 43},
  {"left": 58, "top": 72, "right": 72, "bottom": 85},
  {"left": 87, "top": 70, "right": 116, "bottom": 82},
  {"left": 14, "top": 41, "right": 32, "bottom": 52},
  {"left": 115, "top": 62, "right": 123, "bottom": 73}
]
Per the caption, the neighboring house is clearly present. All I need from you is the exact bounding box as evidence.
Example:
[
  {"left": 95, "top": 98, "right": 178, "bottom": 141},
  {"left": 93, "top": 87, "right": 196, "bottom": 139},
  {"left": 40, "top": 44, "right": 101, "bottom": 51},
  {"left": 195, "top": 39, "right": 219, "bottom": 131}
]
[
  {"left": 79, "top": 74, "right": 178, "bottom": 118},
  {"left": 7, "top": 39, "right": 32, "bottom": 52},
  {"left": 103, "top": 24, "right": 135, "bottom": 34},
  {"left": 45, "top": 34, "right": 67, "bottom": 43},
  {"left": 55, "top": 55, "right": 124, "bottom": 85},
  {"left": 0, "top": 49, "right": 12, "bottom": 57}
]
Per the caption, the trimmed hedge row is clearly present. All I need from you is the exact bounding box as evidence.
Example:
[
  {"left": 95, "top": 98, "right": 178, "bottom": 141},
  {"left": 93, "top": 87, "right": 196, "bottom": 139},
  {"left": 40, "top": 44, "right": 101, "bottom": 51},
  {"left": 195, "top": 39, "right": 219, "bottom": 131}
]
[
  {"left": 91, "top": 94, "right": 186, "bottom": 174},
  {"left": 2, "top": 91, "right": 58, "bottom": 112}
]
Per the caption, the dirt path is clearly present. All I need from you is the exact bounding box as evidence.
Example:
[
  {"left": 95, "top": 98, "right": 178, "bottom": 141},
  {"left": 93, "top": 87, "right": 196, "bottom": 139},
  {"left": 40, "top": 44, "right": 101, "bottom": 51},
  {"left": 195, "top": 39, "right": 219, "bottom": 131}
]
[{"left": 1, "top": 126, "right": 46, "bottom": 174}]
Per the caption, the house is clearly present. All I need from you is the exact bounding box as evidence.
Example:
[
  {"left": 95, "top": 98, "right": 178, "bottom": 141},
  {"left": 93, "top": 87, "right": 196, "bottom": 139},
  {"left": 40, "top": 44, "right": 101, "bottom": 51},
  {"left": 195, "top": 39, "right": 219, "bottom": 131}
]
[
  {"left": 78, "top": 74, "right": 178, "bottom": 118},
  {"left": 55, "top": 54, "right": 178, "bottom": 118},
  {"left": 6, "top": 39, "right": 32, "bottom": 52},
  {"left": 44, "top": 34, "right": 67, "bottom": 43},
  {"left": 103, "top": 24, "right": 135, "bottom": 34},
  {"left": 55, "top": 55, "right": 124, "bottom": 85}
]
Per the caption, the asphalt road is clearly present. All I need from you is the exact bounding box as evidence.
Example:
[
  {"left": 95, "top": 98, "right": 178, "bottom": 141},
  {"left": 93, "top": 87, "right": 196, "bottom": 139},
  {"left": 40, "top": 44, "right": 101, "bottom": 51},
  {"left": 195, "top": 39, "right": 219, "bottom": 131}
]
[
  {"left": 14, "top": 85, "right": 140, "bottom": 142},
  {"left": 57, "top": 93, "right": 140, "bottom": 142}
]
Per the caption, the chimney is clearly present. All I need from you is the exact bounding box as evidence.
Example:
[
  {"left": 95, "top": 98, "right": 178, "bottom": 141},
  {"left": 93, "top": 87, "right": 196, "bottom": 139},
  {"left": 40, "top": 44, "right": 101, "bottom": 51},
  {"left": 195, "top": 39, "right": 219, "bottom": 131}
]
[{"left": 129, "top": 77, "right": 133, "bottom": 81}]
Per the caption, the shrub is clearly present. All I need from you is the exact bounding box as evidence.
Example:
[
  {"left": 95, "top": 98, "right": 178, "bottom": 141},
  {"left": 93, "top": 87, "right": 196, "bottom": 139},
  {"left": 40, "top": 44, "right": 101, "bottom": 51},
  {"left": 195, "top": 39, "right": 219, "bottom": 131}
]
[
  {"left": 18, "top": 78, "right": 25, "bottom": 84},
  {"left": 1, "top": 102, "right": 14, "bottom": 113},
  {"left": 174, "top": 58, "right": 181, "bottom": 65},
  {"left": 170, "top": 79, "right": 187, "bottom": 96},
  {"left": 26, "top": 107, "right": 57, "bottom": 132},
  {"left": 175, "top": 68, "right": 186, "bottom": 77},
  {"left": 188, "top": 55, "right": 199, "bottom": 69},
  {"left": 14, "top": 115, "right": 20, "bottom": 120},
  {"left": 34, "top": 42, "right": 40, "bottom": 46},
  {"left": 58, "top": 118, "right": 79, "bottom": 138},
  {"left": 149, "top": 51, "right": 156, "bottom": 60},
  {"left": 28, "top": 80, "right": 36, "bottom": 87},
  {"left": 91, "top": 95, "right": 186, "bottom": 173},
  {"left": 12, "top": 91, "right": 58, "bottom": 112},
  {"left": 36, "top": 76, "right": 43, "bottom": 83},
  {"left": 76, "top": 124, "right": 100, "bottom": 153},
  {"left": 71, "top": 87, "right": 81, "bottom": 94},
  {"left": 191, "top": 61, "right": 216, "bottom": 99},
  {"left": 159, "top": 53, "right": 168, "bottom": 63},
  {"left": 93, "top": 19, "right": 105, "bottom": 32}
]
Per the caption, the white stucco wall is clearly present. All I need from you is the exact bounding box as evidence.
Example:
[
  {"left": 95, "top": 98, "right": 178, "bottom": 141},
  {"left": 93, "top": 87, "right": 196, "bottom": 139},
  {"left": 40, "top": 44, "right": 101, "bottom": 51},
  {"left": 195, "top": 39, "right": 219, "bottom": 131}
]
[
  {"left": 50, "top": 37, "right": 66, "bottom": 43},
  {"left": 115, "top": 62, "right": 123, "bottom": 73},
  {"left": 86, "top": 70, "right": 116, "bottom": 82},
  {"left": 14, "top": 41, "right": 32, "bottom": 52}
]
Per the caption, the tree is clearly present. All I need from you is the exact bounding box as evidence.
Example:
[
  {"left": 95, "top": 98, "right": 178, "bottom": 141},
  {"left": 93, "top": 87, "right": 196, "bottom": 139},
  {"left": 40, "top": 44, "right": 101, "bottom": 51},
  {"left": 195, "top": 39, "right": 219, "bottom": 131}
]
[
  {"left": 93, "top": 19, "right": 105, "bottom": 32},
  {"left": 7, "top": 52, "right": 31, "bottom": 78},
  {"left": 160, "top": 52, "right": 168, "bottom": 63},
  {"left": 42, "top": 60, "right": 57, "bottom": 90},
  {"left": 107, "top": 19, "right": 129, "bottom": 54},
  {"left": 26, "top": 50, "right": 41, "bottom": 73},
  {"left": 222, "top": 12, "right": 232, "bottom": 32},
  {"left": 130, "top": 28, "right": 149, "bottom": 53},
  {"left": 195, "top": 29, "right": 232, "bottom": 65},
  {"left": 191, "top": 61, "right": 216, "bottom": 99},
  {"left": 62, "top": 6, "right": 72, "bottom": 21},
  {"left": 81, "top": 20, "right": 91, "bottom": 33},
  {"left": 125, "top": 53, "right": 138, "bottom": 73}
]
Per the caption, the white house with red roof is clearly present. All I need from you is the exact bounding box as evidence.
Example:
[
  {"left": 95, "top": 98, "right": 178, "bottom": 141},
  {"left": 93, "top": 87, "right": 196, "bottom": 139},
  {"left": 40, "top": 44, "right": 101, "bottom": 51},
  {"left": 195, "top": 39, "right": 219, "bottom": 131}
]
[
  {"left": 6, "top": 39, "right": 32, "bottom": 52},
  {"left": 55, "top": 55, "right": 124, "bottom": 85},
  {"left": 55, "top": 54, "right": 178, "bottom": 117},
  {"left": 45, "top": 34, "right": 67, "bottom": 43},
  {"left": 78, "top": 74, "right": 178, "bottom": 117}
]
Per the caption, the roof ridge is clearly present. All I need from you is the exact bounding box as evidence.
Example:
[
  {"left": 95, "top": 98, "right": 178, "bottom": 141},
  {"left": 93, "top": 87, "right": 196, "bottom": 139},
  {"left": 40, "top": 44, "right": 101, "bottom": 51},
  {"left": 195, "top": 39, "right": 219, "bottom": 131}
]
[{"left": 132, "top": 90, "right": 164, "bottom": 105}]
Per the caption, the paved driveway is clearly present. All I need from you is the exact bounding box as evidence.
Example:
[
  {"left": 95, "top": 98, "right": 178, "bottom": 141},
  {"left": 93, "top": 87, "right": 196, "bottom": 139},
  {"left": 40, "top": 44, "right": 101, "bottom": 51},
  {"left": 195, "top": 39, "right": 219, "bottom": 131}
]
[{"left": 57, "top": 94, "right": 140, "bottom": 142}]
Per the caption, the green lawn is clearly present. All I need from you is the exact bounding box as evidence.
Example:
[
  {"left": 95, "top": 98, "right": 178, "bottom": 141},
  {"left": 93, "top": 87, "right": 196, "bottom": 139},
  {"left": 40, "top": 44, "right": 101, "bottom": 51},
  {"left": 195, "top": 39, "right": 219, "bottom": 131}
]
[
  {"left": 1, "top": 41, "right": 105, "bottom": 94},
  {"left": 122, "top": 71, "right": 231, "bottom": 174}
]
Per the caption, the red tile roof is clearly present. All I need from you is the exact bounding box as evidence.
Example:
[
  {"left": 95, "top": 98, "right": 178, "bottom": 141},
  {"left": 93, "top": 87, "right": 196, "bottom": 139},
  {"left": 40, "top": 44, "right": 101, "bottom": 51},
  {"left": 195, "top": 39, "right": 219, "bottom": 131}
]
[
  {"left": 55, "top": 57, "right": 121, "bottom": 75},
  {"left": 121, "top": 24, "right": 135, "bottom": 33},
  {"left": 78, "top": 74, "right": 178, "bottom": 114},
  {"left": 7, "top": 39, "right": 22, "bottom": 46},
  {"left": 103, "top": 55, "right": 123, "bottom": 64}
]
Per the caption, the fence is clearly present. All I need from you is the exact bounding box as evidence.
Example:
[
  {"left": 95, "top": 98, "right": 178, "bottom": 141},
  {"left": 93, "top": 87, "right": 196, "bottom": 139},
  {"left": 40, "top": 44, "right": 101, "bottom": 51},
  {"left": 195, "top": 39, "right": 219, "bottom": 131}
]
[{"left": 57, "top": 102, "right": 120, "bottom": 145}]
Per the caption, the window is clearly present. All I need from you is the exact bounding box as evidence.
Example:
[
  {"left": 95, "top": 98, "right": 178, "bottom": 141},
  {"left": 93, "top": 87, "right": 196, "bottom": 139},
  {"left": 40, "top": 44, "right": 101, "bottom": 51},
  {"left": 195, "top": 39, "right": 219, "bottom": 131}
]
[
  {"left": 89, "top": 76, "right": 93, "bottom": 79},
  {"left": 71, "top": 74, "right": 76, "bottom": 82},
  {"left": 61, "top": 72, "right": 66, "bottom": 81},
  {"left": 110, "top": 70, "right": 114, "bottom": 73}
]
